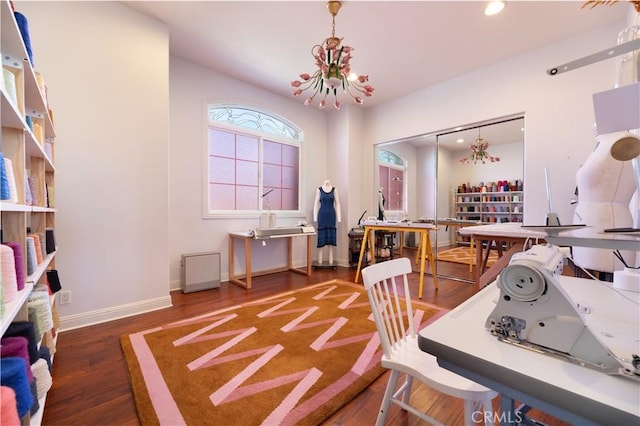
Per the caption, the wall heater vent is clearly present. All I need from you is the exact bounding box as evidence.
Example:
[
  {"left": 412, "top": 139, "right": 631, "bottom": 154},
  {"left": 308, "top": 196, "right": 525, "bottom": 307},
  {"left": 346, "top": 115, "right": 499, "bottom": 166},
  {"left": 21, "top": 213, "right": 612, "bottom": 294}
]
[{"left": 181, "top": 252, "right": 220, "bottom": 293}]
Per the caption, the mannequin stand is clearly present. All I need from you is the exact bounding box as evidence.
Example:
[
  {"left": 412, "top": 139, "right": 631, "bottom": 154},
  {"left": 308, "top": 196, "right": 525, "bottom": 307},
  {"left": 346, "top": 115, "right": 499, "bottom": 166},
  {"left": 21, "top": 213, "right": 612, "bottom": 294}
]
[
  {"left": 312, "top": 262, "right": 337, "bottom": 270},
  {"left": 313, "top": 246, "right": 337, "bottom": 270}
]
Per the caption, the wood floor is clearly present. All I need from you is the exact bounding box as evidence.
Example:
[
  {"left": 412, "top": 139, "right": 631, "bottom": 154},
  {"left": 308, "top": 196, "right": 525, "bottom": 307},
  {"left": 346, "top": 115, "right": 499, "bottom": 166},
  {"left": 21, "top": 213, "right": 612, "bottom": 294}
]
[{"left": 41, "top": 257, "right": 569, "bottom": 426}]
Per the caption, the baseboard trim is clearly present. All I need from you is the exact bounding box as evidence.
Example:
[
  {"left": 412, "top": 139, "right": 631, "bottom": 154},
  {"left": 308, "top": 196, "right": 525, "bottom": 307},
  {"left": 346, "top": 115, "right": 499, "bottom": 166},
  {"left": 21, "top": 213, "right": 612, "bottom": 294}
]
[{"left": 58, "top": 295, "right": 172, "bottom": 332}]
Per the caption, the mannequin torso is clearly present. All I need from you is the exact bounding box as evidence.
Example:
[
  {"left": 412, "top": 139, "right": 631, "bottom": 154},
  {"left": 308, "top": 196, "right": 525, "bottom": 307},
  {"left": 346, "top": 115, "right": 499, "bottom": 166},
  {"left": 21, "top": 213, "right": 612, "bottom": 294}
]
[
  {"left": 314, "top": 180, "right": 341, "bottom": 265},
  {"left": 572, "top": 132, "right": 636, "bottom": 273}
]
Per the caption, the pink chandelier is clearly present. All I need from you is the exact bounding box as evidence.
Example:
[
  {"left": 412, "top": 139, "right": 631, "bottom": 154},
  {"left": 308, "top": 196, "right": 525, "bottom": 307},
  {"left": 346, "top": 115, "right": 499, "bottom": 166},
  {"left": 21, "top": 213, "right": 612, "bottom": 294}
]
[
  {"left": 290, "top": 1, "right": 374, "bottom": 110},
  {"left": 459, "top": 130, "right": 501, "bottom": 164}
]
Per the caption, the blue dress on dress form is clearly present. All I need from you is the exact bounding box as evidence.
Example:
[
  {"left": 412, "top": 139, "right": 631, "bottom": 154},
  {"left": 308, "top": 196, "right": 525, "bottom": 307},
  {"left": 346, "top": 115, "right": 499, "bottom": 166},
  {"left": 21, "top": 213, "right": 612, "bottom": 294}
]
[{"left": 317, "top": 187, "right": 337, "bottom": 247}]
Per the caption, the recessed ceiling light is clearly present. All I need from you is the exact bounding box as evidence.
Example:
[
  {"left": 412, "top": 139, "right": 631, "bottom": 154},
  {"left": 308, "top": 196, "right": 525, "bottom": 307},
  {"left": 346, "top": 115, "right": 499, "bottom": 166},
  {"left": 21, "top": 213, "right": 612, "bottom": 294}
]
[
  {"left": 484, "top": 1, "right": 505, "bottom": 16},
  {"left": 456, "top": 138, "right": 465, "bottom": 144}
]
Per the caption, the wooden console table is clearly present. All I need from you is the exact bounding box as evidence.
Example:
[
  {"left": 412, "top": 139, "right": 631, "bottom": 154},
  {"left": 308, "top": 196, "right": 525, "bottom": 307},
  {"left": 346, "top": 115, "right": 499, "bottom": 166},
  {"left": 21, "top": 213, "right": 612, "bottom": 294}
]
[
  {"left": 228, "top": 231, "right": 314, "bottom": 289},
  {"left": 354, "top": 221, "right": 438, "bottom": 298}
]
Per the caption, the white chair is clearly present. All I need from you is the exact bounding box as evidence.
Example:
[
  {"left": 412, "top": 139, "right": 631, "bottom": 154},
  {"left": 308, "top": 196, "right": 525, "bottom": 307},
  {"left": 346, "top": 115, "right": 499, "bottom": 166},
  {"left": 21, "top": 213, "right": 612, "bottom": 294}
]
[{"left": 362, "top": 257, "right": 497, "bottom": 426}]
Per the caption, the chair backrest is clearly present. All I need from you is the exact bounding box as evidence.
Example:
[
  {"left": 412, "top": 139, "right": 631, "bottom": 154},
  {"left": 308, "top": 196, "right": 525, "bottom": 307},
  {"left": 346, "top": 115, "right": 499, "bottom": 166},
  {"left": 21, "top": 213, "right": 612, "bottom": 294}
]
[{"left": 362, "top": 257, "right": 416, "bottom": 357}]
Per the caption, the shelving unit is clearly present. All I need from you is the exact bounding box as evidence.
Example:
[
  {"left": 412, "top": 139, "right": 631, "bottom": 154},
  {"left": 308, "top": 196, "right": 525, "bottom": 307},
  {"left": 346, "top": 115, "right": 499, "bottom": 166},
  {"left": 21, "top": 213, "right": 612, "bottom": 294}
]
[
  {"left": 347, "top": 230, "right": 396, "bottom": 268},
  {"left": 455, "top": 191, "right": 523, "bottom": 224},
  {"left": 1, "top": 1, "right": 57, "bottom": 424}
]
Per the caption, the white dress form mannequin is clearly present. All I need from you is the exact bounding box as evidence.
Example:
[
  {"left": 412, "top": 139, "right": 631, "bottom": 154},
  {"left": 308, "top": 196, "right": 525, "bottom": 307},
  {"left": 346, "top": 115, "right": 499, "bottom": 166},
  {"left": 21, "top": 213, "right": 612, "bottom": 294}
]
[
  {"left": 314, "top": 180, "right": 341, "bottom": 265},
  {"left": 572, "top": 131, "right": 636, "bottom": 273}
]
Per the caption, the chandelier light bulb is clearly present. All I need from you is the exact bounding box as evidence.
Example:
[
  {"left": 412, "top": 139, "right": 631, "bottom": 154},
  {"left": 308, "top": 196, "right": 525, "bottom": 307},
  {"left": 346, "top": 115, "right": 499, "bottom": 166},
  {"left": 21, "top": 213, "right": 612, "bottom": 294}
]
[
  {"left": 290, "top": 1, "right": 374, "bottom": 110},
  {"left": 484, "top": 1, "right": 505, "bottom": 16}
]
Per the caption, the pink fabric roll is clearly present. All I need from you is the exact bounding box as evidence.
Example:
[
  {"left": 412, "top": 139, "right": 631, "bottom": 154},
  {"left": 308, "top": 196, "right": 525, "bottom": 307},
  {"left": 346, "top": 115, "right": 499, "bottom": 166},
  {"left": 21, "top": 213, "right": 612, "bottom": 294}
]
[
  {"left": 0, "top": 386, "right": 21, "bottom": 426},
  {"left": 3, "top": 242, "right": 25, "bottom": 290}
]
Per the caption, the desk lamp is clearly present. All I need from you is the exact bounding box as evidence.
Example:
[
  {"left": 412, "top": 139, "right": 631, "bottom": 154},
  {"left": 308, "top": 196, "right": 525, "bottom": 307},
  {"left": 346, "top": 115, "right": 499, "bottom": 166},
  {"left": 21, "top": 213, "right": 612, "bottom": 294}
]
[
  {"left": 610, "top": 134, "right": 640, "bottom": 292},
  {"left": 610, "top": 134, "right": 640, "bottom": 228}
]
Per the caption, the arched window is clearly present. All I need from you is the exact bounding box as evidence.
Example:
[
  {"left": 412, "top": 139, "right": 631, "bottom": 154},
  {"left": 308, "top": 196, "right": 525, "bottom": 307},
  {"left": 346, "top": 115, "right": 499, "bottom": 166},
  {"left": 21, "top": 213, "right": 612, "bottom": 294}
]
[
  {"left": 206, "top": 105, "right": 303, "bottom": 218},
  {"left": 378, "top": 149, "right": 406, "bottom": 213}
]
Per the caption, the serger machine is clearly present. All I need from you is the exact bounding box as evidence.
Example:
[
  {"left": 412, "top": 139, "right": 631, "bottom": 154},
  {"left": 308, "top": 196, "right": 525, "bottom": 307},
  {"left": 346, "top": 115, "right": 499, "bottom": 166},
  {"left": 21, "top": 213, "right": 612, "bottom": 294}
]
[{"left": 486, "top": 244, "right": 640, "bottom": 381}]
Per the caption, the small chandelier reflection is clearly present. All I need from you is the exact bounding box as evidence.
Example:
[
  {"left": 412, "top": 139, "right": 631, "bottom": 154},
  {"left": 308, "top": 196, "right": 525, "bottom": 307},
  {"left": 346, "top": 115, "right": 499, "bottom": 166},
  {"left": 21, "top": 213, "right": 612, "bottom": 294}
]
[
  {"left": 459, "top": 129, "right": 501, "bottom": 164},
  {"left": 290, "top": 1, "right": 374, "bottom": 110}
]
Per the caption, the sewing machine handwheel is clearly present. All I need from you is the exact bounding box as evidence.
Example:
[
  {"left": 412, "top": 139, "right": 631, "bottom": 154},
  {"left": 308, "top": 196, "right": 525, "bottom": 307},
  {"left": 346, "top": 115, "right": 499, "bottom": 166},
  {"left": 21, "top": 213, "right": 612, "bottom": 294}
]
[{"left": 498, "top": 264, "right": 546, "bottom": 302}]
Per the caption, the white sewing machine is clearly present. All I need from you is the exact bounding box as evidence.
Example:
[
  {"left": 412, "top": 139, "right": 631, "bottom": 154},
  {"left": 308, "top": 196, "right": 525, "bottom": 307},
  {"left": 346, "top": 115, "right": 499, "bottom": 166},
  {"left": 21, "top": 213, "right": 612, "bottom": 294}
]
[{"left": 486, "top": 244, "right": 640, "bottom": 381}]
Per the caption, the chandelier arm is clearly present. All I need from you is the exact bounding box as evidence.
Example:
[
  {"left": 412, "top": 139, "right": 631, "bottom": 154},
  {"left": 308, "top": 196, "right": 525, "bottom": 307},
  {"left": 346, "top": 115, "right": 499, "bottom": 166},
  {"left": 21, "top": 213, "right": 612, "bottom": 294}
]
[
  {"left": 292, "top": 0, "right": 373, "bottom": 109},
  {"left": 344, "top": 83, "right": 367, "bottom": 100},
  {"left": 335, "top": 46, "right": 344, "bottom": 65}
]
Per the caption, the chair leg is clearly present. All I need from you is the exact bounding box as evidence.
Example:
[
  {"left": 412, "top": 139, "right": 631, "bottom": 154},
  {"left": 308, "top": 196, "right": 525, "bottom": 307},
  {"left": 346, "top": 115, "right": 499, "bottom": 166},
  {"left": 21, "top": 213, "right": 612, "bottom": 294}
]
[
  {"left": 376, "top": 370, "right": 401, "bottom": 426},
  {"left": 463, "top": 399, "right": 475, "bottom": 426},
  {"left": 483, "top": 397, "right": 495, "bottom": 426},
  {"left": 463, "top": 398, "right": 496, "bottom": 426},
  {"left": 402, "top": 374, "right": 414, "bottom": 405}
]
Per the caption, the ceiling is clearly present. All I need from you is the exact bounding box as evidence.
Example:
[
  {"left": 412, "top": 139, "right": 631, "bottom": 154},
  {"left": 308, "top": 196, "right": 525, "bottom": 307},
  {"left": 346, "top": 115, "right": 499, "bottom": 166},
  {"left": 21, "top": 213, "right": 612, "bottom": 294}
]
[
  {"left": 121, "top": 1, "right": 629, "bottom": 110},
  {"left": 427, "top": 116, "right": 525, "bottom": 151},
  {"left": 379, "top": 115, "right": 524, "bottom": 151}
]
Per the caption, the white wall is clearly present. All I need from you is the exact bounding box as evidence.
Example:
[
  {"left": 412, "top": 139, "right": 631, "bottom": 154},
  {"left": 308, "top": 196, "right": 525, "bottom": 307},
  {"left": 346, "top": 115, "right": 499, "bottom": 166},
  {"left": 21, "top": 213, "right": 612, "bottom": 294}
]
[
  {"left": 17, "top": 1, "right": 171, "bottom": 329},
  {"left": 169, "top": 57, "right": 329, "bottom": 288},
  {"left": 362, "top": 21, "right": 626, "bottom": 227}
]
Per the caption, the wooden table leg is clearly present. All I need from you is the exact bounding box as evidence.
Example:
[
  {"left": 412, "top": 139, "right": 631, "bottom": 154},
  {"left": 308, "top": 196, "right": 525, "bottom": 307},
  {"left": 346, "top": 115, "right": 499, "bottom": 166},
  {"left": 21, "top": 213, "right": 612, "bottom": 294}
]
[
  {"left": 418, "top": 230, "right": 427, "bottom": 299},
  {"left": 369, "top": 229, "right": 376, "bottom": 265},
  {"left": 469, "top": 237, "right": 474, "bottom": 273},
  {"left": 229, "top": 234, "right": 250, "bottom": 289},
  {"left": 306, "top": 234, "right": 312, "bottom": 275},
  {"left": 475, "top": 237, "right": 484, "bottom": 288},
  {"left": 482, "top": 240, "right": 494, "bottom": 272},
  {"left": 228, "top": 235, "right": 235, "bottom": 282},
  {"left": 426, "top": 231, "right": 438, "bottom": 292},
  {"left": 244, "top": 237, "right": 252, "bottom": 289},
  {"left": 354, "top": 228, "right": 370, "bottom": 283}
]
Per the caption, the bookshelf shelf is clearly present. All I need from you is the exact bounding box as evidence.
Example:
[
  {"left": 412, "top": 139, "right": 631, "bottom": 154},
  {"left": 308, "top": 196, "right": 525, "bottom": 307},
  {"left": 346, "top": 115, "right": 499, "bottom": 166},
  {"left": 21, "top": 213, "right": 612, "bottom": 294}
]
[{"left": 1, "top": 1, "right": 58, "bottom": 423}]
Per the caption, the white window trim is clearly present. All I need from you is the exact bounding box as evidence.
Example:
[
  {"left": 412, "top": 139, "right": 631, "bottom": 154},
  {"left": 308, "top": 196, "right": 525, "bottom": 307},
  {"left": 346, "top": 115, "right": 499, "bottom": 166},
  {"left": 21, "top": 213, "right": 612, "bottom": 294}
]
[{"left": 202, "top": 103, "right": 305, "bottom": 220}]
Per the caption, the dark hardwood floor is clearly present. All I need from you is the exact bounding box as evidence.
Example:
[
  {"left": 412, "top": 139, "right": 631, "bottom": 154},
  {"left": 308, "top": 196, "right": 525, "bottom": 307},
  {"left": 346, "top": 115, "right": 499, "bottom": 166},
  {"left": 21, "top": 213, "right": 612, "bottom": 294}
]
[{"left": 41, "top": 257, "right": 569, "bottom": 425}]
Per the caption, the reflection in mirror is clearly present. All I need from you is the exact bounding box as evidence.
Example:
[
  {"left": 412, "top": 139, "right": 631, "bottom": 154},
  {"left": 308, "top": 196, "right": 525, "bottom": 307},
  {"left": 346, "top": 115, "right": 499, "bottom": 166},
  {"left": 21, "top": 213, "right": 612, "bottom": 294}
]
[
  {"left": 378, "top": 149, "right": 407, "bottom": 218},
  {"left": 436, "top": 116, "right": 524, "bottom": 283},
  {"left": 374, "top": 115, "right": 524, "bottom": 285},
  {"left": 375, "top": 136, "right": 437, "bottom": 222}
]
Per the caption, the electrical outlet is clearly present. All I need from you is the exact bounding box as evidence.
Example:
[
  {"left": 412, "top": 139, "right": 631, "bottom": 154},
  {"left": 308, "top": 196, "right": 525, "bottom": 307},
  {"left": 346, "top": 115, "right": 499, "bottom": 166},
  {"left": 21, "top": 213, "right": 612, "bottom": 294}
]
[{"left": 59, "top": 291, "right": 71, "bottom": 305}]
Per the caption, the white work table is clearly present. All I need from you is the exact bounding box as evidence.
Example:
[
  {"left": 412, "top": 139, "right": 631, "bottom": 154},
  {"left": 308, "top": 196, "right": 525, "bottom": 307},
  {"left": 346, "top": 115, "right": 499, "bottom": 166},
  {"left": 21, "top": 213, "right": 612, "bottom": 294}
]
[
  {"left": 541, "top": 226, "right": 640, "bottom": 251},
  {"left": 418, "top": 275, "right": 640, "bottom": 425}
]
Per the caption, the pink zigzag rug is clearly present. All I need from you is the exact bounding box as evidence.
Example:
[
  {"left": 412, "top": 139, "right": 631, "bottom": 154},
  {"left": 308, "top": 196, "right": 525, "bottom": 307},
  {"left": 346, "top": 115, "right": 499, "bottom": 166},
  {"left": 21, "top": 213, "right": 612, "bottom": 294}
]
[{"left": 121, "top": 279, "right": 447, "bottom": 425}]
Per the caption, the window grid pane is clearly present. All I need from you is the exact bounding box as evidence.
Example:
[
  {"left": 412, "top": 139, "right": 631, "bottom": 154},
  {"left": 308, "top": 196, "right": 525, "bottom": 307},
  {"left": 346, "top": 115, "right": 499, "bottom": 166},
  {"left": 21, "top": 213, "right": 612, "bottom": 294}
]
[
  {"left": 207, "top": 106, "right": 301, "bottom": 215},
  {"left": 379, "top": 162, "right": 405, "bottom": 212},
  {"left": 209, "top": 106, "right": 302, "bottom": 141}
]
